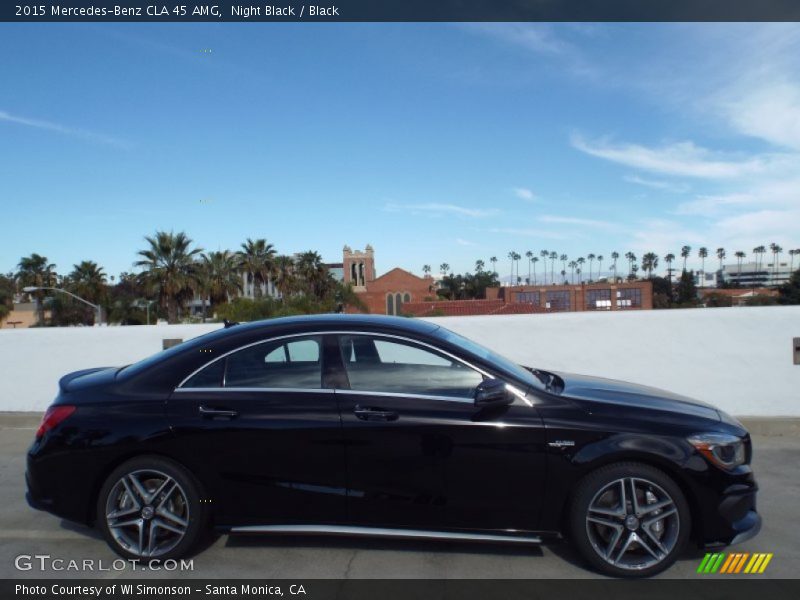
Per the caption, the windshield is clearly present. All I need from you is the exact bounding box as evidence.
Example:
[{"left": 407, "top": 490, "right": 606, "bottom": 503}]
[{"left": 432, "top": 327, "right": 543, "bottom": 389}]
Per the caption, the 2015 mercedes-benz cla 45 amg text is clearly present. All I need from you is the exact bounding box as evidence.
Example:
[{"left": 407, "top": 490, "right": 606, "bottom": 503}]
[{"left": 26, "top": 315, "right": 760, "bottom": 577}]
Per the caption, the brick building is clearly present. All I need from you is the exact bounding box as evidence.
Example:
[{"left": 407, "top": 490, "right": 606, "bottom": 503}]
[
  {"left": 343, "top": 245, "right": 435, "bottom": 315},
  {"left": 490, "top": 281, "right": 653, "bottom": 312}
]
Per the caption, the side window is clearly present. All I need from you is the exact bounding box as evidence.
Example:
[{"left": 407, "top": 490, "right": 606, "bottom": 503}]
[
  {"left": 224, "top": 336, "right": 323, "bottom": 389},
  {"left": 338, "top": 335, "right": 483, "bottom": 398},
  {"left": 182, "top": 359, "right": 224, "bottom": 388}
]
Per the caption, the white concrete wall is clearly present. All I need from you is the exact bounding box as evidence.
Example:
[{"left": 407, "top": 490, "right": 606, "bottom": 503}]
[{"left": 1, "top": 306, "right": 798, "bottom": 416}]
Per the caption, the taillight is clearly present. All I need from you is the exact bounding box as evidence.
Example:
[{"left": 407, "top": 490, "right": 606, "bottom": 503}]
[{"left": 36, "top": 405, "right": 76, "bottom": 439}]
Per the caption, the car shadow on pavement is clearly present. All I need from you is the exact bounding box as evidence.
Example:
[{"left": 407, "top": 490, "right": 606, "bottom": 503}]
[
  {"left": 59, "top": 519, "right": 104, "bottom": 540},
  {"left": 224, "top": 534, "right": 545, "bottom": 558}
]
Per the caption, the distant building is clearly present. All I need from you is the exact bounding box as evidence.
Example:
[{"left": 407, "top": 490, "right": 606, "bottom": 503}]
[
  {"left": 343, "top": 245, "right": 435, "bottom": 315},
  {"left": 490, "top": 280, "right": 653, "bottom": 312},
  {"left": 403, "top": 280, "right": 653, "bottom": 317},
  {"left": 719, "top": 261, "right": 793, "bottom": 288},
  {"left": 1, "top": 302, "right": 41, "bottom": 329},
  {"left": 699, "top": 287, "right": 779, "bottom": 307}
]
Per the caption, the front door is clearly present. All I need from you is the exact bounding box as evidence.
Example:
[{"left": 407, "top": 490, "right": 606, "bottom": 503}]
[
  {"left": 165, "top": 334, "right": 347, "bottom": 527},
  {"left": 334, "top": 332, "right": 545, "bottom": 534}
]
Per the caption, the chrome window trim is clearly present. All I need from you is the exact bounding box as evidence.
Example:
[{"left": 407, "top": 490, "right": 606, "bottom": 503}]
[
  {"left": 336, "top": 389, "right": 475, "bottom": 404},
  {"left": 177, "top": 330, "right": 491, "bottom": 388},
  {"left": 173, "top": 387, "right": 334, "bottom": 394}
]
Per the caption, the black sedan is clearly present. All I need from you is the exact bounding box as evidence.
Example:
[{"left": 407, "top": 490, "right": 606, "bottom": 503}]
[{"left": 26, "top": 314, "right": 760, "bottom": 577}]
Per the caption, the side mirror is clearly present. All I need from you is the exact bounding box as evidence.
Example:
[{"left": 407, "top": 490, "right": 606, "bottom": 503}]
[{"left": 474, "top": 378, "right": 513, "bottom": 407}]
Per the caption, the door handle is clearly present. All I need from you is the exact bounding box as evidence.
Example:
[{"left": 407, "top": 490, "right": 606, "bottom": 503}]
[
  {"left": 198, "top": 405, "right": 238, "bottom": 418},
  {"left": 354, "top": 405, "right": 399, "bottom": 422}
]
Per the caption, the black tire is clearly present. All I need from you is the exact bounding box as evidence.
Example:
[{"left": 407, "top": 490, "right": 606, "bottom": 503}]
[
  {"left": 569, "top": 462, "right": 691, "bottom": 578},
  {"left": 96, "top": 455, "right": 209, "bottom": 560}
]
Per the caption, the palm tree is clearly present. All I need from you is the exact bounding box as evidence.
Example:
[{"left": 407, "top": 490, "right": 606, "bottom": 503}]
[
  {"left": 16, "top": 253, "right": 57, "bottom": 325},
  {"left": 237, "top": 238, "right": 277, "bottom": 298},
  {"left": 597, "top": 255, "right": 604, "bottom": 280},
  {"left": 642, "top": 252, "right": 659, "bottom": 278},
  {"left": 135, "top": 231, "right": 202, "bottom": 323},
  {"left": 716, "top": 248, "right": 726, "bottom": 274},
  {"left": 697, "top": 247, "right": 708, "bottom": 287},
  {"left": 625, "top": 252, "right": 636, "bottom": 276},
  {"left": 547, "top": 251, "right": 557, "bottom": 285},
  {"left": 68, "top": 260, "right": 106, "bottom": 305},
  {"left": 440, "top": 263, "right": 450, "bottom": 276},
  {"left": 734, "top": 251, "right": 746, "bottom": 284},
  {"left": 202, "top": 251, "right": 241, "bottom": 314},
  {"left": 568, "top": 260, "right": 577, "bottom": 284},
  {"left": 680, "top": 245, "right": 691, "bottom": 272},
  {"left": 296, "top": 251, "right": 330, "bottom": 299},
  {"left": 475, "top": 259, "right": 485, "bottom": 273},
  {"left": 770, "top": 243, "right": 783, "bottom": 280},
  {"left": 790, "top": 249, "right": 799, "bottom": 273},
  {"left": 576, "top": 257, "right": 586, "bottom": 283},
  {"left": 540, "top": 250, "right": 550, "bottom": 284},
  {"left": 753, "top": 246, "right": 766, "bottom": 283},
  {"left": 610, "top": 251, "right": 619, "bottom": 282},
  {"left": 664, "top": 253, "right": 675, "bottom": 287},
  {"left": 587, "top": 253, "right": 596, "bottom": 282},
  {"left": 560, "top": 254, "right": 568, "bottom": 283},
  {"left": 525, "top": 250, "right": 533, "bottom": 284},
  {"left": 422, "top": 264, "right": 432, "bottom": 277},
  {"left": 507, "top": 251, "right": 516, "bottom": 286},
  {"left": 513, "top": 251, "right": 522, "bottom": 284},
  {"left": 532, "top": 256, "right": 539, "bottom": 285},
  {"left": 273, "top": 255, "right": 296, "bottom": 298},
  {"left": 489, "top": 256, "right": 498, "bottom": 275}
]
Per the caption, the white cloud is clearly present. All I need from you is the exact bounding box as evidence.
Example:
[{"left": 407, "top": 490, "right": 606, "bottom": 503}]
[
  {"left": 462, "top": 23, "right": 568, "bottom": 56},
  {"left": 571, "top": 133, "right": 781, "bottom": 179},
  {"left": 724, "top": 82, "right": 800, "bottom": 151},
  {"left": 623, "top": 174, "right": 689, "bottom": 193},
  {"left": 384, "top": 202, "right": 498, "bottom": 218},
  {"left": 0, "top": 109, "right": 129, "bottom": 148},
  {"left": 539, "top": 215, "right": 616, "bottom": 229},
  {"left": 513, "top": 187, "right": 536, "bottom": 201},
  {"left": 489, "top": 227, "right": 568, "bottom": 240},
  {"left": 456, "top": 238, "right": 476, "bottom": 246}
]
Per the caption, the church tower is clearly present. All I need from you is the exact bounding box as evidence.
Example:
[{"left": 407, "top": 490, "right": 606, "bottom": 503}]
[{"left": 343, "top": 244, "right": 375, "bottom": 290}]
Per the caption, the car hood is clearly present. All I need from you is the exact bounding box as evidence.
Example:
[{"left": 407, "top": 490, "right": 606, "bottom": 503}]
[{"left": 553, "top": 371, "right": 721, "bottom": 421}]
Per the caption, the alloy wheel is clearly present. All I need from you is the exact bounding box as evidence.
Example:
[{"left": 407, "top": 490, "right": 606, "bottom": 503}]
[
  {"left": 585, "top": 476, "right": 680, "bottom": 571},
  {"left": 105, "top": 469, "right": 190, "bottom": 558}
]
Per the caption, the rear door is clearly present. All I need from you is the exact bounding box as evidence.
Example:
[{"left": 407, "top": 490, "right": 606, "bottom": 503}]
[{"left": 165, "top": 334, "right": 347, "bottom": 527}]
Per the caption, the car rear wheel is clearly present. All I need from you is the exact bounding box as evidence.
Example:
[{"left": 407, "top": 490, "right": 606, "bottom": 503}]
[
  {"left": 96, "top": 456, "right": 208, "bottom": 560},
  {"left": 569, "top": 462, "right": 690, "bottom": 578}
]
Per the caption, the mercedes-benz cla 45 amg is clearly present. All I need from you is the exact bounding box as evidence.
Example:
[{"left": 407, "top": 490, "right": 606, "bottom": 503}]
[{"left": 26, "top": 315, "right": 760, "bottom": 577}]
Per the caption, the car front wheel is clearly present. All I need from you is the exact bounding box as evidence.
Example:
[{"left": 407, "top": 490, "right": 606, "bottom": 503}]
[
  {"left": 96, "top": 456, "right": 208, "bottom": 560},
  {"left": 569, "top": 462, "right": 691, "bottom": 578}
]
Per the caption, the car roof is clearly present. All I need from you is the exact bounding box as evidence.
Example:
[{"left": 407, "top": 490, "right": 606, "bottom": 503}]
[{"left": 225, "top": 313, "right": 441, "bottom": 336}]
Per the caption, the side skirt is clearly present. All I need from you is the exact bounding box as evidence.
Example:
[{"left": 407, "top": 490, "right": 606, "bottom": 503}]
[{"left": 227, "top": 524, "right": 544, "bottom": 544}]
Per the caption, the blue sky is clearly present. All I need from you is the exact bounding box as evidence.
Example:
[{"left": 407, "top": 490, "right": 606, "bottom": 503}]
[{"left": 1, "top": 23, "right": 799, "bottom": 280}]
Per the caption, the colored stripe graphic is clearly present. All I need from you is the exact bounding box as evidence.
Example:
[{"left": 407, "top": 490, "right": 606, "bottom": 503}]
[
  {"left": 720, "top": 553, "right": 737, "bottom": 573},
  {"left": 734, "top": 553, "right": 749, "bottom": 573},
  {"left": 697, "top": 551, "right": 771, "bottom": 574},
  {"left": 758, "top": 554, "right": 773, "bottom": 573},
  {"left": 697, "top": 553, "right": 713, "bottom": 573}
]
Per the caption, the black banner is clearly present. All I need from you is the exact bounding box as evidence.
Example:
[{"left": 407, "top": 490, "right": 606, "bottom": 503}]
[
  {"left": 4, "top": 1, "right": 800, "bottom": 23},
  {"left": 4, "top": 580, "right": 800, "bottom": 600}
]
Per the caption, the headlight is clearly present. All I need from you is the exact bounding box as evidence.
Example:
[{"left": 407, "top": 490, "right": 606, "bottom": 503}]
[{"left": 687, "top": 433, "right": 746, "bottom": 470}]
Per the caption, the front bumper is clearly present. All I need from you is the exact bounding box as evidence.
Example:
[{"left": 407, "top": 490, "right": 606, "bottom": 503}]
[{"left": 698, "top": 472, "right": 760, "bottom": 548}]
